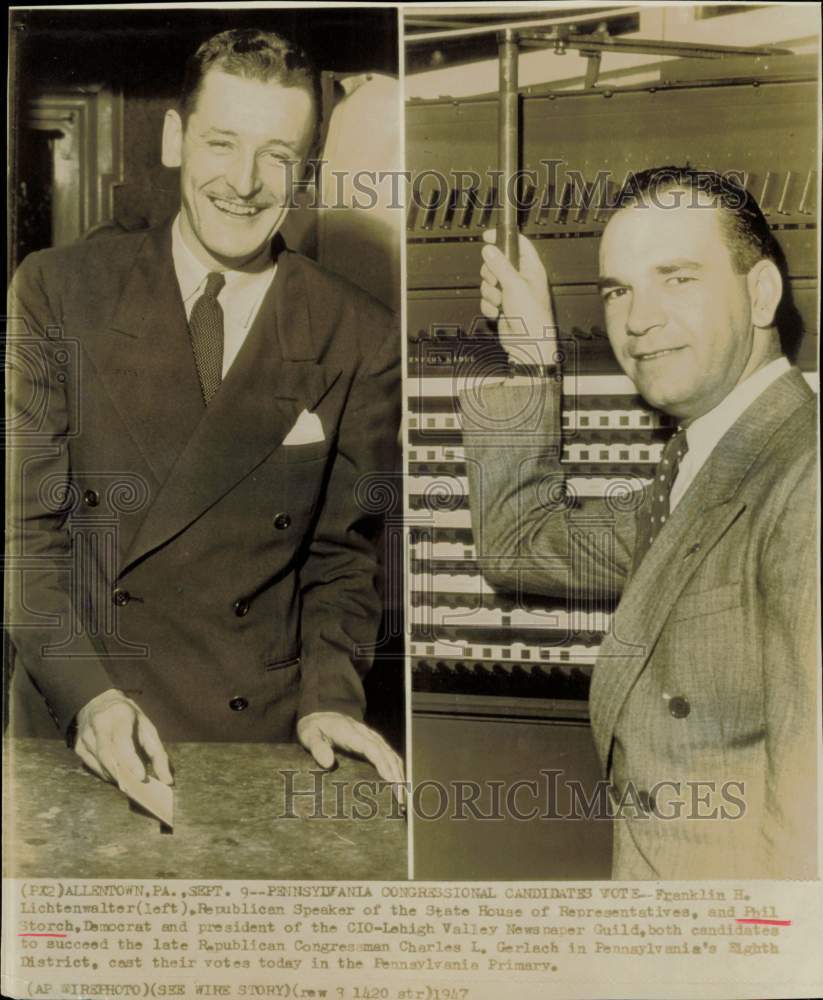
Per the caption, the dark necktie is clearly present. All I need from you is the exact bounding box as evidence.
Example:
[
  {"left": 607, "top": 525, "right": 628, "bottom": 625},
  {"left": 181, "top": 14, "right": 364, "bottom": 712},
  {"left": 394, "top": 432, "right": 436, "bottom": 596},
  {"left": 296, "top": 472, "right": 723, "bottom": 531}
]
[
  {"left": 189, "top": 271, "right": 226, "bottom": 404},
  {"left": 632, "top": 428, "right": 689, "bottom": 571}
]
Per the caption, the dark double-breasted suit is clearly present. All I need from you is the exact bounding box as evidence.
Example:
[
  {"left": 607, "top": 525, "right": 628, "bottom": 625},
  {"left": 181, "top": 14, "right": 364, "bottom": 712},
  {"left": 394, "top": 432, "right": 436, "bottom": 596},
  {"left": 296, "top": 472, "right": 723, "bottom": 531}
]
[
  {"left": 462, "top": 368, "right": 818, "bottom": 879},
  {"left": 7, "top": 223, "right": 399, "bottom": 743}
]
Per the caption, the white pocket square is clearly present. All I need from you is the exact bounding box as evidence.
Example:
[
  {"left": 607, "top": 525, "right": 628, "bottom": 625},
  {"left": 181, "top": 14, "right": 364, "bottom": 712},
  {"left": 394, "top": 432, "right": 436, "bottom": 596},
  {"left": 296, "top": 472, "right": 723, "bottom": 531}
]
[{"left": 282, "top": 409, "right": 325, "bottom": 446}]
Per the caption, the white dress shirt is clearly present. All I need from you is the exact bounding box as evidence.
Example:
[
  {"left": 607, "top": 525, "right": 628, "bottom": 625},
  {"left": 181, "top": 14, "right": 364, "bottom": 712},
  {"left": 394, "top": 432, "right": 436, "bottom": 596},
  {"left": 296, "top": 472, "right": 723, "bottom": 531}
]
[
  {"left": 669, "top": 356, "right": 791, "bottom": 511},
  {"left": 171, "top": 214, "right": 277, "bottom": 377}
]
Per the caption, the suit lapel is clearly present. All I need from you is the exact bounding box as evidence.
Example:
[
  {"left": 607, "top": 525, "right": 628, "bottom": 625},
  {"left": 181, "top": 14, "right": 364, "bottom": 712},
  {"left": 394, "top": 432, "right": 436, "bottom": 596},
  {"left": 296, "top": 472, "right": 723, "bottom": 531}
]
[
  {"left": 119, "top": 250, "right": 340, "bottom": 575},
  {"left": 590, "top": 368, "right": 814, "bottom": 770},
  {"left": 100, "top": 225, "right": 206, "bottom": 485}
]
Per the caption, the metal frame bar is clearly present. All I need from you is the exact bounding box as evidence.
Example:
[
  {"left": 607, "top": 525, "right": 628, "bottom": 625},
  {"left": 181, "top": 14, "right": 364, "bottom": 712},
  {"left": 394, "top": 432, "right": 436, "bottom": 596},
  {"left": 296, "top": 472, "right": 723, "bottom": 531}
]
[
  {"left": 518, "top": 26, "right": 790, "bottom": 59},
  {"left": 497, "top": 29, "right": 520, "bottom": 268},
  {"left": 406, "top": 8, "right": 641, "bottom": 45}
]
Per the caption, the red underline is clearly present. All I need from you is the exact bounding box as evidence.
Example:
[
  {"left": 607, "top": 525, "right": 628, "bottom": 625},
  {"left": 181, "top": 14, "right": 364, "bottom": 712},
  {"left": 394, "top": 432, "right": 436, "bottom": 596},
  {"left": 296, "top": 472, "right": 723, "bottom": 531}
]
[
  {"left": 735, "top": 918, "right": 791, "bottom": 926},
  {"left": 18, "top": 933, "right": 68, "bottom": 937}
]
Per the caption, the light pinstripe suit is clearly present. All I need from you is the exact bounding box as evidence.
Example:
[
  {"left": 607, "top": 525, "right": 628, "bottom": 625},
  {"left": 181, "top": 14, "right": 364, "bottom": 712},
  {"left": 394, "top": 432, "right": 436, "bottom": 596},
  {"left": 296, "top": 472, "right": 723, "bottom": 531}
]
[{"left": 462, "top": 366, "right": 818, "bottom": 879}]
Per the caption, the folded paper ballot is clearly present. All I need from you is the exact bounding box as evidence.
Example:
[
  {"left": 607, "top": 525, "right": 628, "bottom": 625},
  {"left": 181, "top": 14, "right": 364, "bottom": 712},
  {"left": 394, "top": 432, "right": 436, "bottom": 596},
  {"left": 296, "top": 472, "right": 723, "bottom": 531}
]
[
  {"left": 117, "top": 770, "right": 174, "bottom": 828},
  {"left": 282, "top": 408, "right": 325, "bottom": 446}
]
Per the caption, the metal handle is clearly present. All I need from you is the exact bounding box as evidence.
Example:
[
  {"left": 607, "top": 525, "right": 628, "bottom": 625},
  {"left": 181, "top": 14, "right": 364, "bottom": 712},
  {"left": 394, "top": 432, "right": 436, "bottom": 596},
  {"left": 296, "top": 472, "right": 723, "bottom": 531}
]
[{"left": 497, "top": 29, "right": 520, "bottom": 270}]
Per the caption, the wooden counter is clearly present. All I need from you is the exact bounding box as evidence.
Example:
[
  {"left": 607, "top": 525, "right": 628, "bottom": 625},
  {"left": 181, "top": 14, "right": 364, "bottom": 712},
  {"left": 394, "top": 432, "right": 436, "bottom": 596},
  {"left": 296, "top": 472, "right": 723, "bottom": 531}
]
[{"left": 3, "top": 739, "right": 406, "bottom": 880}]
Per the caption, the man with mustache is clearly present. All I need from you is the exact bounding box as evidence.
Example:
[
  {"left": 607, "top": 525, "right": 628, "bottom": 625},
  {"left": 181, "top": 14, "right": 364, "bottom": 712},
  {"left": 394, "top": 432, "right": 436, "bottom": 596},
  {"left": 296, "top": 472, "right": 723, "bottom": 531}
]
[
  {"left": 464, "top": 166, "right": 817, "bottom": 878},
  {"left": 7, "top": 29, "right": 403, "bottom": 794}
]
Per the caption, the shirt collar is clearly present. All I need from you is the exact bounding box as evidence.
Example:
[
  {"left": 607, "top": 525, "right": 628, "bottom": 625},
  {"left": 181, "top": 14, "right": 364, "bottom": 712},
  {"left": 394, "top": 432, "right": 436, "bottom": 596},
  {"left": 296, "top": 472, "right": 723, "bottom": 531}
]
[
  {"left": 171, "top": 214, "right": 278, "bottom": 326},
  {"left": 682, "top": 356, "right": 791, "bottom": 467}
]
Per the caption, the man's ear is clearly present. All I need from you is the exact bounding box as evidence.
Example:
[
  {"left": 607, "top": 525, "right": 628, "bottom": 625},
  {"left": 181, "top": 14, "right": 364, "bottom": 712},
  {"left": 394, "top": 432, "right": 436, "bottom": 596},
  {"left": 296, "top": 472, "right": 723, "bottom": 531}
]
[
  {"left": 747, "top": 258, "right": 783, "bottom": 328},
  {"left": 161, "top": 109, "right": 183, "bottom": 168}
]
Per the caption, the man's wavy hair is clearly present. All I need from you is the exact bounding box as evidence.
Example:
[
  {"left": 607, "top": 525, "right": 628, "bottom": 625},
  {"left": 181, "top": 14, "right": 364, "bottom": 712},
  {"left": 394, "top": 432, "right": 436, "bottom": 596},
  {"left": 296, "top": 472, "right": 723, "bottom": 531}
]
[
  {"left": 613, "top": 165, "right": 781, "bottom": 275},
  {"left": 179, "top": 29, "right": 321, "bottom": 144}
]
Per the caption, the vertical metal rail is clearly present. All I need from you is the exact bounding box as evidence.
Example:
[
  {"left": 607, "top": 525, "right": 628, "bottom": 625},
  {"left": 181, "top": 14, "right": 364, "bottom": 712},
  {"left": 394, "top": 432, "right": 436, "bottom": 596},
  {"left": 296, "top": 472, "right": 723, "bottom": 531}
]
[{"left": 497, "top": 28, "right": 520, "bottom": 269}]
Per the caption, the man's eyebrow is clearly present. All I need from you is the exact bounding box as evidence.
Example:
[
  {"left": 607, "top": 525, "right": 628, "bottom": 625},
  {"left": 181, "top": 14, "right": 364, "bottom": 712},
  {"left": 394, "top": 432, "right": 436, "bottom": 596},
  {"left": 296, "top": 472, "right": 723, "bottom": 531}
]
[
  {"left": 655, "top": 260, "right": 703, "bottom": 274},
  {"left": 597, "top": 260, "right": 704, "bottom": 289},
  {"left": 201, "top": 127, "right": 301, "bottom": 153}
]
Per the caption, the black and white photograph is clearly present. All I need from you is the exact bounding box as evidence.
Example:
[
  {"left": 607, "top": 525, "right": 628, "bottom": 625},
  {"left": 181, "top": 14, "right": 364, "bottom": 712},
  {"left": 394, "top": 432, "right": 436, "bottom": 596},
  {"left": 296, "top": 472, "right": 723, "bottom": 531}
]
[
  {"left": 405, "top": 2, "right": 820, "bottom": 882},
  {"left": 5, "top": 4, "right": 406, "bottom": 881},
  {"left": 3, "top": 2, "right": 822, "bottom": 999}
]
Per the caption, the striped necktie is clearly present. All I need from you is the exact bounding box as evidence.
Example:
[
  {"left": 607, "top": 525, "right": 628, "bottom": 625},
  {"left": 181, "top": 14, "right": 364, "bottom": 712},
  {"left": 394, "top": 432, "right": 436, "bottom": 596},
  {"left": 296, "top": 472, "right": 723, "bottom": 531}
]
[
  {"left": 632, "top": 428, "right": 689, "bottom": 571},
  {"left": 189, "top": 271, "right": 226, "bottom": 404}
]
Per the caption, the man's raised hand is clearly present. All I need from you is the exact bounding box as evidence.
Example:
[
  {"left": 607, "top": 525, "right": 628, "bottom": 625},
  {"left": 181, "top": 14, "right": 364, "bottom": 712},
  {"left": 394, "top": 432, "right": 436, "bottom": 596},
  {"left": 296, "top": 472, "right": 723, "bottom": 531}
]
[{"left": 480, "top": 229, "right": 557, "bottom": 367}]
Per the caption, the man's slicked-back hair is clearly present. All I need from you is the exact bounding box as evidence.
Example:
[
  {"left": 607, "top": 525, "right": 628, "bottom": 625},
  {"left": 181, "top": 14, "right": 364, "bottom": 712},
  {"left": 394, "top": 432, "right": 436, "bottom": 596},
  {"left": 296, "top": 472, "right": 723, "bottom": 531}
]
[
  {"left": 179, "top": 28, "right": 321, "bottom": 139},
  {"left": 613, "top": 165, "right": 781, "bottom": 275}
]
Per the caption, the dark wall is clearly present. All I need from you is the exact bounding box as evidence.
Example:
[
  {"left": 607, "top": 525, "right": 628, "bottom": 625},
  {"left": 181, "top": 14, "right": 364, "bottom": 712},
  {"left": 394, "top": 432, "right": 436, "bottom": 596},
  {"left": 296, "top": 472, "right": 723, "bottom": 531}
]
[
  {"left": 10, "top": 7, "right": 398, "bottom": 94},
  {"left": 118, "top": 96, "right": 175, "bottom": 229}
]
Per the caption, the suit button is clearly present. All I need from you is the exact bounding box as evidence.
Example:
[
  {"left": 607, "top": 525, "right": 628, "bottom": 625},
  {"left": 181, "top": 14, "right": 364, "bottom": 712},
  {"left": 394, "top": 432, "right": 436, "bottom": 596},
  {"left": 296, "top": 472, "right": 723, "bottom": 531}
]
[
  {"left": 233, "top": 598, "right": 250, "bottom": 617},
  {"left": 273, "top": 512, "right": 291, "bottom": 530},
  {"left": 228, "top": 696, "right": 249, "bottom": 712},
  {"left": 669, "top": 695, "right": 691, "bottom": 719},
  {"left": 112, "top": 588, "right": 130, "bottom": 606},
  {"left": 83, "top": 489, "right": 100, "bottom": 507}
]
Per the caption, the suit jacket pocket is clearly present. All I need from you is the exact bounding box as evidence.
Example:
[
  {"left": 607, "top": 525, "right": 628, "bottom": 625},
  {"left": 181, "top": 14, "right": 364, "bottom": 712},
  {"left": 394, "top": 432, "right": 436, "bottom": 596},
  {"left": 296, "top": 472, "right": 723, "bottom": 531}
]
[
  {"left": 666, "top": 580, "right": 760, "bottom": 751},
  {"left": 264, "top": 654, "right": 301, "bottom": 672},
  {"left": 669, "top": 582, "right": 742, "bottom": 623},
  {"left": 273, "top": 386, "right": 345, "bottom": 465}
]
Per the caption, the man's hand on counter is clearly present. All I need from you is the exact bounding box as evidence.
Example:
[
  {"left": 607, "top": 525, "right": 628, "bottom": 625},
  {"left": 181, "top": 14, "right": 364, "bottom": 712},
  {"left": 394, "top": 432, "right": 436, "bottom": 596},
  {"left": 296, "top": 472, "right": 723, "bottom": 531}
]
[
  {"left": 298, "top": 711, "right": 406, "bottom": 807},
  {"left": 74, "top": 689, "right": 174, "bottom": 787},
  {"left": 72, "top": 698, "right": 403, "bottom": 807},
  {"left": 480, "top": 229, "right": 558, "bottom": 368}
]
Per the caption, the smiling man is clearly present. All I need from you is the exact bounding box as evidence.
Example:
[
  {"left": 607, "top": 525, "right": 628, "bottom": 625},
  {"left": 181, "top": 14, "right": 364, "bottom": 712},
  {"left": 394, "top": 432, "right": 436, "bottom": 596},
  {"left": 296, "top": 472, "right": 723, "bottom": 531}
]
[
  {"left": 463, "top": 166, "right": 817, "bottom": 879},
  {"left": 7, "top": 30, "right": 403, "bottom": 797},
  {"left": 165, "top": 55, "right": 315, "bottom": 269}
]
